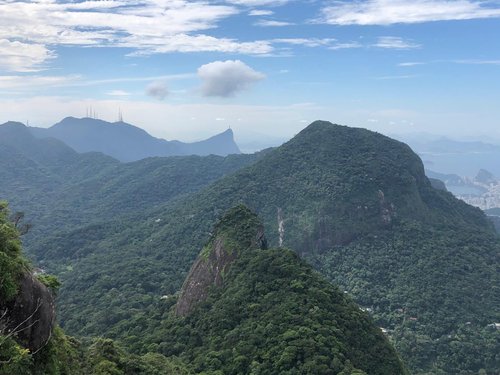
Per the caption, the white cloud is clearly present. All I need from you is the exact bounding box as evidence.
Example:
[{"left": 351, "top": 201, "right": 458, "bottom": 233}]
[
  {"left": 320, "top": 0, "right": 500, "bottom": 25},
  {"left": 0, "top": 39, "right": 54, "bottom": 72},
  {"left": 249, "top": 9, "right": 274, "bottom": 16},
  {"left": 146, "top": 81, "right": 169, "bottom": 100},
  {"left": 255, "top": 19, "right": 294, "bottom": 26},
  {"left": 125, "top": 34, "right": 273, "bottom": 55},
  {"left": 272, "top": 38, "right": 336, "bottom": 47},
  {"left": 398, "top": 62, "right": 426, "bottom": 66},
  {"left": 227, "top": 0, "right": 291, "bottom": 5},
  {"left": 0, "top": 0, "right": 275, "bottom": 71},
  {"left": 374, "top": 36, "right": 420, "bottom": 49},
  {"left": 329, "top": 42, "right": 363, "bottom": 50},
  {"left": 198, "top": 60, "right": 265, "bottom": 97}
]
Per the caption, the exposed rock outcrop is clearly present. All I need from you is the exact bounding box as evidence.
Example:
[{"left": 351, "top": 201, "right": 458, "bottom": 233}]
[
  {"left": 175, "top": 205, "right": 267, "bottom": 317},
  {"left": 0, "top": 272, "right": 56, "bottom": 352}
]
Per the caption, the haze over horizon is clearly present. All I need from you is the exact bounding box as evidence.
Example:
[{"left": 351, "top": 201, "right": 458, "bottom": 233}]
[{"left": 1, "top": 0, "right": 499, "bottom": 144}]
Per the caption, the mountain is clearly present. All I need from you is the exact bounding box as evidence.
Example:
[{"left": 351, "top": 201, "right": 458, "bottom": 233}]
[
  {"left": 160, "top": 205, "right": 407, "bottom": 374},
  {"left": 4, "top": 120, "right": 499, "bottom": 374},
  {"left": 427, "top": 169, "right": 500, "bottom": 210},
  {"left": 399, "top": 135, "right": 500, "bottom": 177},
  {"left": 0, "top": 121, "right": 263, "bottom": 246},
  {"left": 28, "top": 117, "right": 241, "bottom": 162}
]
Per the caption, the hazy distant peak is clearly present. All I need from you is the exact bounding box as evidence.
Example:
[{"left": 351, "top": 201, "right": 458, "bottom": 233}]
[
  {"left": 26, "top": 116, "right": 241, "bottom": 162},
  {"left": 1, "top": 120, "right": 28, "bottom": 128}
]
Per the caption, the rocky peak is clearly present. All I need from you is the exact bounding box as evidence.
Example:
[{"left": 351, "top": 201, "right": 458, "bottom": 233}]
[
  {"left": 475, "top": 169, "right": 496, "bottom": 185},
  {"left": 174, "top": 205, "right": 267, "bottom": 317}
]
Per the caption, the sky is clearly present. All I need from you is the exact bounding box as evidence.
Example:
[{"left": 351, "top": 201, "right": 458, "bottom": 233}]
[{"left": 1, "top": 0, "right": 499, "bottom": 149}]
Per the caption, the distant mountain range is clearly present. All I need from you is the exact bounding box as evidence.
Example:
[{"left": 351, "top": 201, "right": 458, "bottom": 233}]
[
  {"left": 397, "top": 135, "right": 500, "bottom": 177},
  {"left": 426, "top": 169, "right": 500, "bottom": 211},
  {"left": 4, "top": 117, "right": 241, "bottom": 162}
]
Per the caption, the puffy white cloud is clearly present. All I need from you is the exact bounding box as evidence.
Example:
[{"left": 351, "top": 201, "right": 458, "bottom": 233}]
[
  {"left": 320, "top": 0, "right": 500, "bottom": 25},
  {"left": 146, "top": 81, "right": 169, "bottom": 100},
  {"left": 197, "top": 60, "right": 265, "bottom": 97}
]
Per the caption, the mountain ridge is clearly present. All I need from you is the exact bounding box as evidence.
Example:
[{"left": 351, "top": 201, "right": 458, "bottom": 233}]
[{"left": 4, "top": 116, "right": 241, "bottom": 162}]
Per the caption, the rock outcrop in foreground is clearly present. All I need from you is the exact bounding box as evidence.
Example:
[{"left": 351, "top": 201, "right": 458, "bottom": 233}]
[{"left": 0, "top": 272, "right": 55, "bottom": 352}]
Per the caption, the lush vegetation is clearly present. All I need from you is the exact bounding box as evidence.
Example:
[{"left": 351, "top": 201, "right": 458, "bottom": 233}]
[
  {"left": 1, "top": 120, "right": 499, "bottom": 374},
  {"left": 154, "top": 247, "right": 407, "bottom": 375},
  {"left": 126, "top": 206, "right": 407, "bottom": 374},
  {"left": 0, "top": 201, "right": 191, "bottom": 375},
  {"left": 0, "top": 201, "right": 30, "bottom": 300}
]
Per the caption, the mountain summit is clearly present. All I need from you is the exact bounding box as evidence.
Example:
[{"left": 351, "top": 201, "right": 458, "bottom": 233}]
[
  {"left": 175, "top": 205, "right": 267, "bottom": 317},
  {"left": 28, "top": 117, "right": 241, "bottom": 161}
]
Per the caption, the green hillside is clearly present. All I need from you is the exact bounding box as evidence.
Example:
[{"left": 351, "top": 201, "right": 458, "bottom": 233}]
[
  {"left": 0, "top": 201, "right": 191, "bottom": 375},
  {"left": 0, "top": 121, "right": 264, "bottom": 243},
  {"left": 147, "top": 205, "right": 408, "bottom": 374},
  {"left": 4, "top": 121, "right": 499, "bottom": 374}
]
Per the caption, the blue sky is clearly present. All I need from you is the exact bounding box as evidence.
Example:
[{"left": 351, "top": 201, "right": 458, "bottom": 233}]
[{"left": 1, "top": 0, "right": 499, "bottom": 149}]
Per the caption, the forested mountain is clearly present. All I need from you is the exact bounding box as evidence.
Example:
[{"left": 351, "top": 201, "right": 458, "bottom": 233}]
[
  {"left": 0, "top": 121, "right": 264, "bottom": 242},
  {"left": 148, "top": 205, "right": 408, "bottom": 374},
  {"left": 0, "top": 201, "right": 408, "bottom": 374},
  {"left": 2, "top": 120, "right": 499, "bottom": 374},
  {"left": 28, "top": 117, "right": 241, "bottom": 162}
]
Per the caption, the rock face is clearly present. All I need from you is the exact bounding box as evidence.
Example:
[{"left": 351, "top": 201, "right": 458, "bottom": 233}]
[
  {"left": 0, "top": 273, "right": 56, "bottom": 352},
  {"left": 175, "top": 205, "right": 267, "bottom": 317}
]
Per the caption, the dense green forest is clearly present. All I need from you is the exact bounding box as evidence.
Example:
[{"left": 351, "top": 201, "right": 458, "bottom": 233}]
[
  {"left": 140, "top": 205, "right": 408, "bottom": 374},
  {"left": 1, "top": 120, "right": 499, "bottom": 374},
  {"left": 0, "top": 121, "right": 265, "bottom": 241},
  {"left": 0, "top": 201, "right": 194, "bottom": 374},
  {"left": 1, "top": 201, "right": 408, "bottom": 374}
]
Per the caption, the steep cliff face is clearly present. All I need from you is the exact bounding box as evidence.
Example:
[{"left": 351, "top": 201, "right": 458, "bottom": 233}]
[
  {"left": 175, "top": 205, "right": 267, "bottom": 317},
  {"left": 0, "top": 272, "right": 55, "bottom": 352}
]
